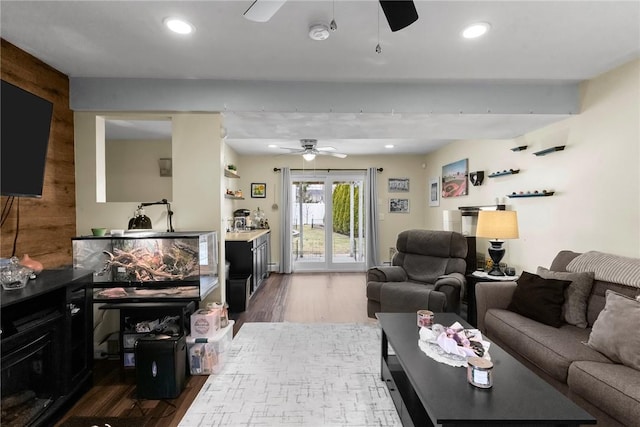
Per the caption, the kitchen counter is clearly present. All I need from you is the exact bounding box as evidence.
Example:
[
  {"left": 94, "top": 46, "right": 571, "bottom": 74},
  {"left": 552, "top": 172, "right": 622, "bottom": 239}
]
[{"left": 226, "top": 229, "right": 270, "bottom": 242}]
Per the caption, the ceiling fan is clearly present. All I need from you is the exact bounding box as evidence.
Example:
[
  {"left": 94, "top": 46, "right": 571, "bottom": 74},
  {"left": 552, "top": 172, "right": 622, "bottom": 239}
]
[
  {"left": 244, "top": 0, "right": 418, "bottom": 32},
  {"left": 277, "top": 139, "right": 347, "bottom": 161}
]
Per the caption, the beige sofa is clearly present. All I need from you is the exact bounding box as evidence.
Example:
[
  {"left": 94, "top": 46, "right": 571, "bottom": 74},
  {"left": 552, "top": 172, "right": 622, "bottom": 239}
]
[{"left": 475, "top": 250, "right": 640, "bottom": 426}]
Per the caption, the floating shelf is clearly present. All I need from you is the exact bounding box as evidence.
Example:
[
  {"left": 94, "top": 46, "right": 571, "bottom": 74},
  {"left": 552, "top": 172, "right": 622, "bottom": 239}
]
[
  {"left": 507, "top": 191, "right": 555, "bottom": 198},
  {"left": 533, "top": 145, "right": 565, "bottom": 156},
  {"left": 224, "top": 194, "right": 245, "bottom": 200},
  {"left": 488, "top": 169, "right": 520, "bottom": 178},
  {"left": 510, "top": 145, "right": 528, "bottom": 152},
  {"left": 224, "top": 169, "right": 240, "bottom": 179}
]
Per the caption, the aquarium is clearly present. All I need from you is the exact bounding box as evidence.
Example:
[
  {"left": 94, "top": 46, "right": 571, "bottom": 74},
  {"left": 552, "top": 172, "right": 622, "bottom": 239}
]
[{"left": 72, "top": 231, "right": 218, "bottom": 301}]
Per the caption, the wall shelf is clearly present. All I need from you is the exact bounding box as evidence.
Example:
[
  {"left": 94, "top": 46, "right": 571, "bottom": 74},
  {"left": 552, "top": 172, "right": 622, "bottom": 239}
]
[
  {"left": 533, "top": 145, "right": 565, "bottom": 156},
  {"left": 225, "top": 194, "right": 245, "bottom": 200},
  {"left": 224, "top": 169, "right": 240, "bottom": 179},
  {"left": 488, "top": 169, "right": 520, "bottom": 178},
  {"left": 507, "top": 191, "right": 555, "bottom": 198},
  {"left": 510, "top": 145, "right": 528, "bottom": 152}
]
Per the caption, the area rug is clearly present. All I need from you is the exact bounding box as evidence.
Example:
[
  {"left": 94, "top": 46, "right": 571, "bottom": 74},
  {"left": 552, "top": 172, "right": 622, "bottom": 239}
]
[
  {"left": 178, "top": 322, "right": 401, "bottom": 427},
  {"left": 59, "top": 416, "right": 148, "bottom": 427}
]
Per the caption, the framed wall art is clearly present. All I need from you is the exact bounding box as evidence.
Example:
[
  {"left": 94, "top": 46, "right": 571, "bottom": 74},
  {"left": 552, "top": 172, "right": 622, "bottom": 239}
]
[
  {"left": 429, "top": 177, "right": 440, "bottom": 207},
  {"left": 389, "top": 198, "right": 410, "bottom": 213},
  {"left": 442, "top": 159, "right": 468, "bottom": 198},
  {"left": 251, "top": 183, "right": 266, "bottom": 198},
  {"left": 388, "top": 177, "right": 410, "bottom": 192}
]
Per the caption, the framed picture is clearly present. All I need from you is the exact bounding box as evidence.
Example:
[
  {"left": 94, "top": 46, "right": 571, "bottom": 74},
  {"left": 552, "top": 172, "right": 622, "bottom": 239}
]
[
  {"left": 429, "top": 177, "right": 440, "bottom": 207},
  {"left": 388, "top": 177, "right": 410, "bottom": 192},
  {"left": 251, "top": 183, "right": 266, "bottom": 198},
  {"left": 442, "top": 159, "right": 468, "bottom": 198},
  {"left": 389, "top": 198, "right": 410, "bottom": 213}
]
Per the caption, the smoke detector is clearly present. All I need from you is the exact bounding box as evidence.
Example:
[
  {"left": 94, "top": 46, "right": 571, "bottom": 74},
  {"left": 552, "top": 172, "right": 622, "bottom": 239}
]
[{"left": 309, "top": 23, "right": 330, "bottom": 41}]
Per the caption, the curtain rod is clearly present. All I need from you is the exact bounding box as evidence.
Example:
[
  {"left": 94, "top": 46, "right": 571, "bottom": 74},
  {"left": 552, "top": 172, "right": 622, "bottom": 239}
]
[{"left": 273, "top": 167, "right": 383, "bottom": 172}]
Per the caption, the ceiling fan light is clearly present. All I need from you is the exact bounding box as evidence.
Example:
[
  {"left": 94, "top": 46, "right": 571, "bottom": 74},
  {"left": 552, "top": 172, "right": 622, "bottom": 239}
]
[{"left": 302, "top": 153, "right": 316, "bottom": 161}]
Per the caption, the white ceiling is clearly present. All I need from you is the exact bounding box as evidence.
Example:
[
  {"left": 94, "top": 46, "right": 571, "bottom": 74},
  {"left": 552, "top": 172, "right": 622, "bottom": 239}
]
[{"left": 2, "top": 1, "right": 639, "bottom": 156}]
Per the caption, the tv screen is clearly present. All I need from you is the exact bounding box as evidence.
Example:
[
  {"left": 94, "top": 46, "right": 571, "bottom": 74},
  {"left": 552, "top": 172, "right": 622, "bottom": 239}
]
[{"left": 1, "top": 80, "right": 54, "bottom": 198}]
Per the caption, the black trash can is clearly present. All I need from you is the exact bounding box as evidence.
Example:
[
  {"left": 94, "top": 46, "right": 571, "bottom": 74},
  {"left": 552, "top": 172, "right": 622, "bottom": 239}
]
[
  {"left": 135, "top": 334, "right": 186, "bottom": 399},
  {"left": 226, "top": 274, "right": 251, "bottom": 313}
]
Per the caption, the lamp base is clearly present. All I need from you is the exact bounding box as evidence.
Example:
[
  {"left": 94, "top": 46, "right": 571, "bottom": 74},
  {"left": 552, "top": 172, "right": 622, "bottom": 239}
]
[{"left": 487, "top": 240, "right": 506, "bottom": 276}]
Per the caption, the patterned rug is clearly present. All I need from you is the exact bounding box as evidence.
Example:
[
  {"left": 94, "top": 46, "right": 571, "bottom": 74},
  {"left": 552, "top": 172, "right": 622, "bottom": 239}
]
[{"left": 178, "top": 322, "right": 401, "bottom": 427}]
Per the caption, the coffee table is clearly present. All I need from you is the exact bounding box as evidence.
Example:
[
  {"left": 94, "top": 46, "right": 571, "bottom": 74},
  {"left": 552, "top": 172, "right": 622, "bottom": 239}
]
[{"left": 376, "top": 312, "right": 597, "bottom": 427}]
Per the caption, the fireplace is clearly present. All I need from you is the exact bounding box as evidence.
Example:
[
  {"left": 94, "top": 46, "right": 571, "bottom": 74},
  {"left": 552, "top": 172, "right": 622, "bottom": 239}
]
[
  {"left": 1, "top": 269, "right": 92, "bottom": 427},
  {"left": 1, "top": 307, "right": 62, "bottom": 427}
]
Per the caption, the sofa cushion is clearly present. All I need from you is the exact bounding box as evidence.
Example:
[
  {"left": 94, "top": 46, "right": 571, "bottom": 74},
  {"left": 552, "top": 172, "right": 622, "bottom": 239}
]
[
  {"left": 566, "top": 250, "right": 640, "bottom": 288},
  {"left": 568, "top": 361, "right": 640, "bottom": 427},
  {"left": 537, "top": 266, "right": 594, "bottom": 328},
  {"left": 507, "top": 271, "right": 571, "bottom": 328},
  {"left": 484, "top": 308, "right": 611, "bottom": 382},
  {"left": 587, "top": 290, "right": 640, "bottom": 370}
]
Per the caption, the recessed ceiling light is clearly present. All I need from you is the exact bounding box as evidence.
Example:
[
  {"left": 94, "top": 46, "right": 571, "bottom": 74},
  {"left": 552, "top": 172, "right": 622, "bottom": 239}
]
[
  {"left": 164, "top": 17, "right": 195, "bottom": 35},
  {"left": 462, "top": 22, "right": 490, "bottom": 39},
  {"left": 385, "top": 144, "right": 395, "bottom": 149},
  {"left": 267, "top": 144, "right": 278, "bottom": 148}
]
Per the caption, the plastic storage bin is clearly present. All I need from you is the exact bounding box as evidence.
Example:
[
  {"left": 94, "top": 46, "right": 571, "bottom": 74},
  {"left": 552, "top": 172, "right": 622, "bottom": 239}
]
[{"left": 187, "top": 320, "right": 234, "bottom": 375}]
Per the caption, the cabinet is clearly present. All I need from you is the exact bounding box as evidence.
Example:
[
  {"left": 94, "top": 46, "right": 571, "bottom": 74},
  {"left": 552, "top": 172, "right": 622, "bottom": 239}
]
[
  {"left": 225, "top": 230, "right": 271, "bottom": 308},
  {"left": 1, "top": 269, "right": 93, "bottom": 427}
]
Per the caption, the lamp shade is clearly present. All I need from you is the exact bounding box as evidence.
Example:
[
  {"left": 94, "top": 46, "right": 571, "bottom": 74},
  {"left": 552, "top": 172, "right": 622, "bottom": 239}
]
[{"left": 475, "top": 210, "right": 519, "bottom": 240}]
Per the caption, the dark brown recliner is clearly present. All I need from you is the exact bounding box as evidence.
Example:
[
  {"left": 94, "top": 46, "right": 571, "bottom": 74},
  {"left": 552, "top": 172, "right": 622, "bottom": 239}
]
[{"left": 367, "top": 229, "right": 467, "bottom": 317}]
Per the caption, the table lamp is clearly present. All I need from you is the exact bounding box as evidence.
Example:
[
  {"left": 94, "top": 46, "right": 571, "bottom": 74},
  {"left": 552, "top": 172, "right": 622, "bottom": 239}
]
[{"left": 475, "top": 210, "right": 519, "bottom": 276}]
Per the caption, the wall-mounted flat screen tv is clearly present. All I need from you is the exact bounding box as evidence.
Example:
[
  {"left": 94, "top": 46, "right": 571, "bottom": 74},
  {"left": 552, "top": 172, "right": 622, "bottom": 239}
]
[{"left": 1, "top": 80, "right": 54, "bottom": 198}]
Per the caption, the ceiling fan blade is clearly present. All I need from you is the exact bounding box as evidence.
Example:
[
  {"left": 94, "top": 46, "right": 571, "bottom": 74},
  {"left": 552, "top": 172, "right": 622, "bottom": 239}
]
[
  {"left": 243, "top": 0, "right": 287, "bottom": 22},
  {"left": 318, "top": 151, "right": 347, "bottom": 159},
  {"left": 379, "top": 0, "right": 419, "bottom": 32},
  {"left": 316, "top": 146, "right": 336, "bottom": 152}
]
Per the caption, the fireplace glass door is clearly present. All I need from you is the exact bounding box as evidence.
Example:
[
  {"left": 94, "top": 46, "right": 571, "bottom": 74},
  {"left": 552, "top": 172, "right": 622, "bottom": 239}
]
[{"left": 1, "top": 331, "right": 57, "bottom": 427}]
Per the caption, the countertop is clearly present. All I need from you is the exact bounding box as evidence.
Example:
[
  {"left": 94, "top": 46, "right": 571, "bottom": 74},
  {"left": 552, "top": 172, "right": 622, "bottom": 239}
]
[{"left": 226, "top": 229, "right": 270, "bottom": 242}]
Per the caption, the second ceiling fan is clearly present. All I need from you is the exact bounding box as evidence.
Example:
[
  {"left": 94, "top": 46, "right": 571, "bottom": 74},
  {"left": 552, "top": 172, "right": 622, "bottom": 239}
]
[
  {"left": 243, "top": 0, "right": 418, "bottom": 32},
  {"left": 277, "top": 139, "right": 347, "bottom": 161}
]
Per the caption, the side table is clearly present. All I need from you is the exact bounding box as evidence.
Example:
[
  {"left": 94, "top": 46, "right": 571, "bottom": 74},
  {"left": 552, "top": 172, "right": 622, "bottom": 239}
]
[{"left": 465, "top": 271, "right": 519, "bottom": 327}]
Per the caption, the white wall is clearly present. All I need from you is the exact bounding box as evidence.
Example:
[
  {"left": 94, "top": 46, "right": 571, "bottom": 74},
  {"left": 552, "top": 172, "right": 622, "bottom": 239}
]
[
  {"left": 233, "top": 154, "right": 429, "bottom": 268},
  {"left": 424, "top": 59, "right": 640, "bottom": 273},
  {"left": 105, "top": 139, "right": 172, "bottom": 202}
]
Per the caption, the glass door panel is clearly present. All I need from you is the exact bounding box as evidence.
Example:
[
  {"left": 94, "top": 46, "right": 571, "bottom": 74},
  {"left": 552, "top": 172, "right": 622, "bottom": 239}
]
[{"left": 291, "top": 172, "right": 366, "bottom": 272}]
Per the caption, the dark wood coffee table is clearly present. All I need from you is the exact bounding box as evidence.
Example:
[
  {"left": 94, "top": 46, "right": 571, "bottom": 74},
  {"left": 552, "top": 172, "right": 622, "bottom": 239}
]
[{"left": 376, "top": 312, "right": 597, "bottom": 427}]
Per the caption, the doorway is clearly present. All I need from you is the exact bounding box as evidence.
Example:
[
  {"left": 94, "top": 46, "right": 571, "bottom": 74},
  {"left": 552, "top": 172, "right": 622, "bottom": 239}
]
[{"left": 291, "top": 171, "right": 366, "bottom": 272}]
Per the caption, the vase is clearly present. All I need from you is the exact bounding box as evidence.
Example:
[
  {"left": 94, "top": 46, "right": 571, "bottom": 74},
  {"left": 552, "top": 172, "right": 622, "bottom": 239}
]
[{"left": 20, "top": 254, "right": 43, "bottom": 274}]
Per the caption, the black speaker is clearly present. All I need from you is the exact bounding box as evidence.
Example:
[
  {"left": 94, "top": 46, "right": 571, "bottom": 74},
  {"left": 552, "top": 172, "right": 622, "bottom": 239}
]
[
  {"left": 379, "top": 1, "right": 419, "bottom": 32},
  {"left": 135, "top": 334, "right": 186, "bottom": 399}
]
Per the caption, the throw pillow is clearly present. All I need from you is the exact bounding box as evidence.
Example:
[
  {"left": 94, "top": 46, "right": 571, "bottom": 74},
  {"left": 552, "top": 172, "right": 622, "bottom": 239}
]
[
  {"left": 537, "top": 266, "right": 595, "bottom": 328},
  {"left": 587, "top": 290, "right": 640, "bottom": 371},
  {"left": 507, "top": 271, "right": 571, "bottom": 328}
]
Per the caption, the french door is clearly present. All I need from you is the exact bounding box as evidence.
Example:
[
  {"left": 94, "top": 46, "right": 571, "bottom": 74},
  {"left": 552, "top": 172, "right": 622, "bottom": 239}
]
[{"left": 291, "top": 171, "right": 366, "bottom": 272}]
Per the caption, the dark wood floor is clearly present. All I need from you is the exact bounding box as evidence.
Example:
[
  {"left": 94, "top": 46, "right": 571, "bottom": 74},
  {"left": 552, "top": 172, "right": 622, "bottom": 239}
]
[{"left": 55, "top": 272, "right": 368, "bottom": 426}]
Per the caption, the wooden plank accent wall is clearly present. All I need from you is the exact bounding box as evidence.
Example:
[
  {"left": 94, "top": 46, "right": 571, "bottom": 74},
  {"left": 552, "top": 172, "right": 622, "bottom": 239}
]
[{"left": 1, "top": 39, "right": 76, "bottom": 268}]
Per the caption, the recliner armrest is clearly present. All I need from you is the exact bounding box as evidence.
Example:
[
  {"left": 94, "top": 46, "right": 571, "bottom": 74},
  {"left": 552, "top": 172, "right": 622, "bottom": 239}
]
[
  {"left": 434, "top": 272, "right": 465, "bottom": 313},
  {"left": 367, "top": 265, "right": 408, "bottom": 282},
  {"left": 475, "top": 281, "right": 517, "bottom": 332},
  {"left": 434, "top": 272, "right": 465, "bottom": 292}
]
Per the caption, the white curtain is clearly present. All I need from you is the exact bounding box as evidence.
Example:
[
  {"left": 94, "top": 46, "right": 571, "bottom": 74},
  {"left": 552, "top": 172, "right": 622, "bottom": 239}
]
[
  {"left": 365, "top": 167, "right": 380, "bottom": 268},
  {"left": 279, "top": 167, "right": 292, "bottom": 273}
]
